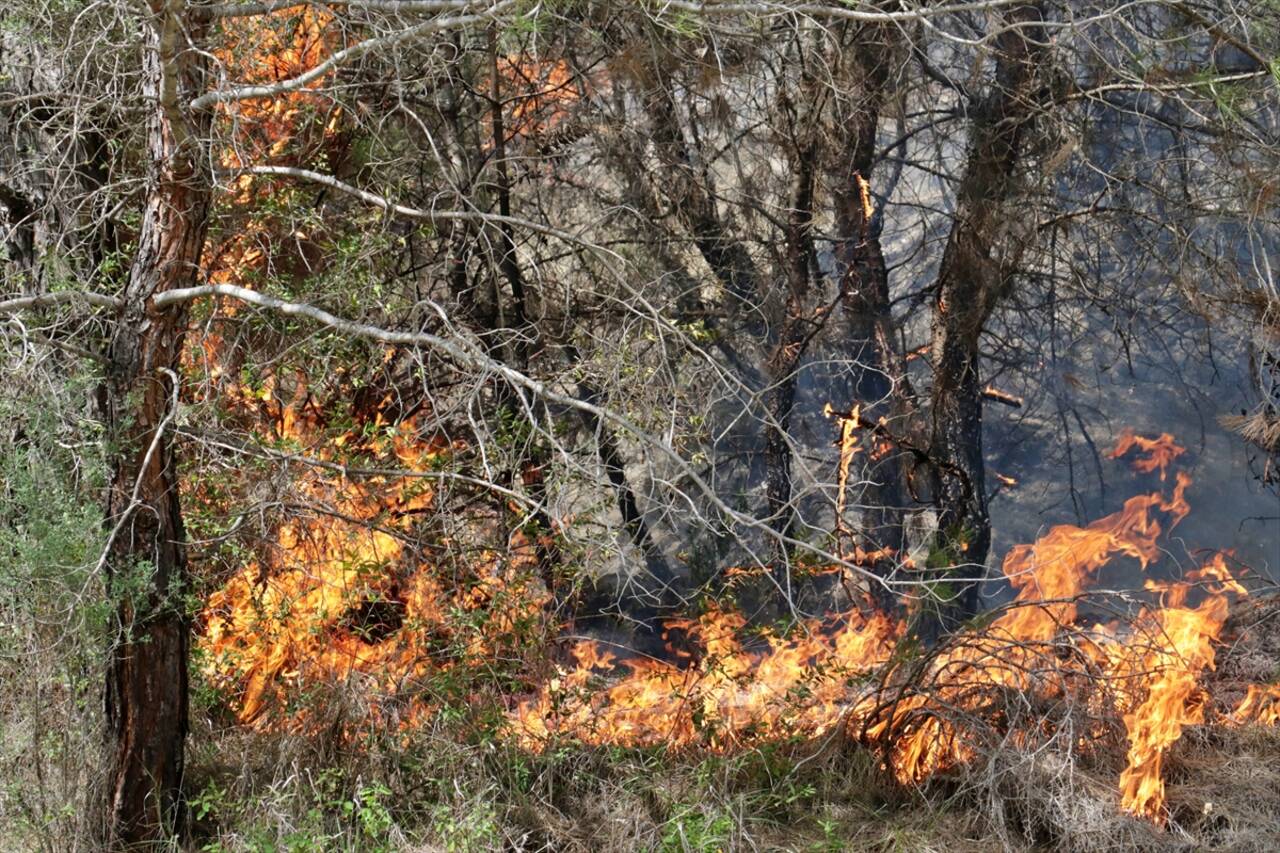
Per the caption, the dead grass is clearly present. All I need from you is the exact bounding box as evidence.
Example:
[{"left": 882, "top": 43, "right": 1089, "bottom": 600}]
[
  {"left": 152, "top": 593, "right": 1280, "bottom": 851},
  {"left": 182, "top": 711, "right": 1280, "bottom": 852},
  {"left": 6, "top": 598, "right": 1279, "bottom": 850}
]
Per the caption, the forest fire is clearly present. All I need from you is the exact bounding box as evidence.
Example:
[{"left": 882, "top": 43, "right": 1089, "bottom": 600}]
[
  {"left": 194, "top": 13, "right": 562, "bottom": 732},
  {"left": 213, "top": 5, "right": 336, "bottom": 163},
  {"left": 9, "top": 0, "right": 1280, "bottom": 848},
  {"left": 505, "top": 431, "right": 1278, "bottom": 821},
  {"left": 189, "top": 410, "right": 1279, "bottom": 822},
  {"left": 202, "top": 394, "right": 445, "bottom": 724},
  {"left": 176, "top": 2, "right": 1276, "bottom": 833},
  {"left": 497, "top": 54, "right": 587, "bottom": 143},
  {"left": 198, "top": 384, "right": 551, "bottom": 730}
]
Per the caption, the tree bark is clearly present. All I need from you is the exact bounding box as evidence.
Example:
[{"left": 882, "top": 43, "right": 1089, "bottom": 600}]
[
  {"left": 640, "top": 65, "right": 762, "bottom": 329},
  {"left": 917, "top": 2, "right": 1045, "bottom": 643},
  {"left": 760, "top": 137, "right": 817, "bottom": 612},
  {"left": 828, "top": 19, "right": 909, "bottom": 614},
  {"left": 101, "top": 2, "right": 209, "bottom": 846}
]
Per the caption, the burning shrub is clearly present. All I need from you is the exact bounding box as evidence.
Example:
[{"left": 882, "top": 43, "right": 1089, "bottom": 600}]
[{"left": 509, "top": 433, "right": 1280, "bottom": 827}]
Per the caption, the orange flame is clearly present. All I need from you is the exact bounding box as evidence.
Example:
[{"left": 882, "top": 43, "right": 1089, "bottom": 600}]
[
  {"left": 199, "top": 393, "right": 551, "bottom": 729},
  {"left": 506, "top": 430, "right": 1275, "bottom": 821},
  {"left": 496, "top": 55, "right": 586, "bottom": 144},
  {"left": 192, "top": 16, "right": 558, "bottom": 730},
  {"left": 1232, "top": 683, "right": 1280, "bottom": 726},
  {"left": 1109, "top": 428, "right": 1186, "bottom": 480},
  {"left": 824, "top": 402, "right": 861, "bottom": 552},
  {"left": 188, "top": 15, "right": 1277, "bottom": 819}
]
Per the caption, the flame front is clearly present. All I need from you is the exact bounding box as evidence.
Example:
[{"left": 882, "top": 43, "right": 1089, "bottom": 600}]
[
  {"left": 187, "top": 12, "right": 1276, "bottom": 825},
  {"left": 508, "top": 429, "right": 1277, "bottom": 822}
]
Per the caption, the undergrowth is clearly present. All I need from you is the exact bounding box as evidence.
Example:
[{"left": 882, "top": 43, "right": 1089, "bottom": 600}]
[
  {"left": 3, "top": 379, "right": 1279, "bottom": 851},
  {"left": 173, "top": 701, "right": 1280, "bottom": 852},
  {"left": 181, "top": 718, "right": 952, "bottom": 853}
]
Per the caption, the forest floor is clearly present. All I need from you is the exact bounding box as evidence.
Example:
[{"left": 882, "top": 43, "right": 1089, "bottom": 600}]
[
  {"left": 181, "top": 716, "right": 1280, "bottom": 852},
  {"left": 172, "top": 595, "right": 1280, "bottom": 852},
  {"left": 4, "top": 597, "right": 1278, "bottom": 852}
]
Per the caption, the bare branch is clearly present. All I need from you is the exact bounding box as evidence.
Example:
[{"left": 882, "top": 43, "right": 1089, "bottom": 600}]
[
  {"left": 227, "top": 164, "right": 607, "bottom": 252},
  {"left": 657, "top": 0, "right": 1035, "bottom": 24},
  {"left": 0, "top": 291, "right": 123, "bottom": 314},
  {"left": 153, "top": 282, "right": 889, "bottom": 590},
  {"left": 190, "top": 0, "right": 518, "bottom": 111}
]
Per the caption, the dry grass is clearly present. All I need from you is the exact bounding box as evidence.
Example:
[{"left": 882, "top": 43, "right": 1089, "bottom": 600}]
[
  {"left": 5, "top": 598, "right": 1279, "bottom": 850},
  {"left": 944, "top": 594, "right": 1280, "bottom": 853},
  {"left": 178, "top": 697, "right": 1280, "bottom": 852},
  {"left": 949, "top": 724, "right": 1280, "bottom": 853}
]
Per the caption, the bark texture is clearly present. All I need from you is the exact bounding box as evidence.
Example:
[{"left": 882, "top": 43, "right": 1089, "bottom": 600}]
[
  {"left": 828, "top": 18, "right": 909, "bottom": 614},
  {"left": 761, "top": 131, "right": 818, "bottom": 610},
  {"left": 918, "top": 2, "right": 1046, "bottom": 642},
  {"left": 101, "top": 2, "right": 209, "bottom": 846}
]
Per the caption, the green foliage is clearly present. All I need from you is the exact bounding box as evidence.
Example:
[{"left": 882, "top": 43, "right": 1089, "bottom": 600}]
[
  {"left": 344, "top": 783, "right": 395, "bottom": 851},
  {"left": 429, "top": 800, "right": 500, "bottom": 853},
  {"left": 0, "top": 370, "right": 109, "bottom": 846},
  {"left": 659, "top": 805, "right": 734, "bottom": 852}
]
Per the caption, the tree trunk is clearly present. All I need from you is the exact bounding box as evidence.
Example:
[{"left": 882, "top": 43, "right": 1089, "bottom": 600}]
[
  {"left": 101, "top": 2, "right": 209, "bottom": 846},
  {"left": 917, "top": 3, "right": 1045, "bottom": 643},
  {"left": 829, "top": 19, "right": 909, "bottom": 614},
  {"left": 758, "top": 117, "right": 819, "bottom": 617},
  {"left": 640, "top": 66, "right": 762, "bottom": 327}
]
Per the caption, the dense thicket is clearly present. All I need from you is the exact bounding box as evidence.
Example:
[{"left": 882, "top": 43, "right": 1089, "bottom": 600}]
[{"left": 1, "top": 1, "right": 1277, "bottom": 848}]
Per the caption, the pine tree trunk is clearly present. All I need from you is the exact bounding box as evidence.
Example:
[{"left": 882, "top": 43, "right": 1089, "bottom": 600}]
[
  {"left": 101, "top": 2, "right": 209, "bottom": 845},
  {"left": 757, "top": 133, "right": 817, "bottom": 617},
  {"left": 830, "top": 18, "right": 908, "bottom": 615}
]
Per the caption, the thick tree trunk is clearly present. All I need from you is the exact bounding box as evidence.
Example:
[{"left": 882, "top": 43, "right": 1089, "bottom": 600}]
[
  {"left": 101, "top": 2, "right": 209, "bottom": 846},
  {"left": 917, "top": 3, "right": 1045, "bottom": 643}
]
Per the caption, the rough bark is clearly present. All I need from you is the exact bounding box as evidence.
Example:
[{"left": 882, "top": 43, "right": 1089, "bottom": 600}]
[
  {"left": 101, "top": 2, "right": 210, "bottom": 845},
  {"left": 761, "top": 135, "right": 818, "bottom": 611},
  {"left": 828, "top": 19, "right": 909, "bottom": 614},
  {"left": 918, "top": 2, "right": 1045, "bottom": 643}
]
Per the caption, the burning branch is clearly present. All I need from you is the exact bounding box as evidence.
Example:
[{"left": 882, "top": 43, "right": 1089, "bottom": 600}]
[
  {"left": 980, "top": 385, "right": 1023, "bottom": 408},
  {"left": 191, "top": 1, "right": 519, "bottom": 111}
]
